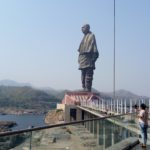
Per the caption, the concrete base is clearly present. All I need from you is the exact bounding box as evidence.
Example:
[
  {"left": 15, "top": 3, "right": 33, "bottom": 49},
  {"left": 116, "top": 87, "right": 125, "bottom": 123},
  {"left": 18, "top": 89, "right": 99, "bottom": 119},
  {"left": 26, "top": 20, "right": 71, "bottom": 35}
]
[{"left": 59, "top": 91, "right": 101, "bottom": 122}]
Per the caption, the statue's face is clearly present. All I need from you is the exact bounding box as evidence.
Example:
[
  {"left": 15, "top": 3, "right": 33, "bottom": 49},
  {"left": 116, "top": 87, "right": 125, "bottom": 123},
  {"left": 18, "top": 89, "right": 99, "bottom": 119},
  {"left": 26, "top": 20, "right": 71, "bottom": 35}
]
[{"left": 82, "top": 25, "right": 89, "bottom": 34}]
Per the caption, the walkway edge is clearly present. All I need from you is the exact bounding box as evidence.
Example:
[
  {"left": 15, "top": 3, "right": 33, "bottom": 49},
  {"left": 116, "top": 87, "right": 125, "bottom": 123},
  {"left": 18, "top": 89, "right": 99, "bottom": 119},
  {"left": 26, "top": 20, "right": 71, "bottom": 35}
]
[{"left": 106, "top": 137, "right": 139, "bottom": 150}]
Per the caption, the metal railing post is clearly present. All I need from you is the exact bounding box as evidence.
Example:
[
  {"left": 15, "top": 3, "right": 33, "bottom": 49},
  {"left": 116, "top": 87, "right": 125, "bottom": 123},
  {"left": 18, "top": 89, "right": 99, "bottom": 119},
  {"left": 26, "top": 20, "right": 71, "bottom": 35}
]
[
  {"left": 29, "top": 131, "right": 32, "bottom": 150},
  {"left": 29, "top": 126, "right": 34, "bottom": 150}
]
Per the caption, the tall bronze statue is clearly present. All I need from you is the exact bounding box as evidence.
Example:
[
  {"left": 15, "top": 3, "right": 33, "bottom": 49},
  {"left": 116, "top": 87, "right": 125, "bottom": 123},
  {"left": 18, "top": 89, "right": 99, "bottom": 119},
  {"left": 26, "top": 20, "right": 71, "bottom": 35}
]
[{"left": 78, "top": 24, "right": 99, "bottom": 92}]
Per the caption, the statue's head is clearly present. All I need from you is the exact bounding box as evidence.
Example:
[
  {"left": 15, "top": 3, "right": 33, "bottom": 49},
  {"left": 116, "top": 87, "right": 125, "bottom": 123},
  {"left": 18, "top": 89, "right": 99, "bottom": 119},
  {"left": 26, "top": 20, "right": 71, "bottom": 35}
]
[{"left": 82, "top": 24, "right": 90, "bottom": 34}]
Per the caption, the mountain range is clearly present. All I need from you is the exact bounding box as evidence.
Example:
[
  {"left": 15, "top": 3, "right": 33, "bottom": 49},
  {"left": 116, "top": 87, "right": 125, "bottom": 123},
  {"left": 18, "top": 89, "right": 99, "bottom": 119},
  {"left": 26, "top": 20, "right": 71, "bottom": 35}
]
[
  {"left": 0, "top": 79, "right": 149, "bottom": 113},
  {"left": 0, "top": 79, "right": 31, "bottom": 87},
  {"left": 0, "top": 79, "right": 149, "bottom": 99}
]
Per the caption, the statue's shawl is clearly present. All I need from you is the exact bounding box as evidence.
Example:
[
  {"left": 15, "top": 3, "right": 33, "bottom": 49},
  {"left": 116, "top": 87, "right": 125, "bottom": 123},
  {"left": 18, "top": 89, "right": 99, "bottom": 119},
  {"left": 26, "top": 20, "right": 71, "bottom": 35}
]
[{"left": 78, "top": 32, "right": 99, "bottom": 69}]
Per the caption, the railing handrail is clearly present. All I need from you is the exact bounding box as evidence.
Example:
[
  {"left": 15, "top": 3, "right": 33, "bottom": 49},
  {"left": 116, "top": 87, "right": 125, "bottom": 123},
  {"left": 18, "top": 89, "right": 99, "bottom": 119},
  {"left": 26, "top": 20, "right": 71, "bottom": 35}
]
[{"left": 0, "top": 113, "right": 134, "bottom": 137}]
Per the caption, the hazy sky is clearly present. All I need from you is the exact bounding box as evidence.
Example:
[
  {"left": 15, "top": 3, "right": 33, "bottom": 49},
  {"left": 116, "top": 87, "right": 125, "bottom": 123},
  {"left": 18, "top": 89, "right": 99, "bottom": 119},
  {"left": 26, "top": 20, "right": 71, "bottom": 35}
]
[{"left": 0, "top": 0, "right": 150, "bottom": 96}]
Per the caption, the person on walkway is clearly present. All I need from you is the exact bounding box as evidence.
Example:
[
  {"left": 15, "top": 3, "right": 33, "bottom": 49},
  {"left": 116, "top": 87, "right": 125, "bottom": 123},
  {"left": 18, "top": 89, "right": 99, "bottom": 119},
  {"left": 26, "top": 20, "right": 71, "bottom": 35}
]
[
  {"left": 138, "top": 103, "right": 148, "bottom": 148},
  {"left": 78, "top": 24, "right": 99, "bottom": 92}
]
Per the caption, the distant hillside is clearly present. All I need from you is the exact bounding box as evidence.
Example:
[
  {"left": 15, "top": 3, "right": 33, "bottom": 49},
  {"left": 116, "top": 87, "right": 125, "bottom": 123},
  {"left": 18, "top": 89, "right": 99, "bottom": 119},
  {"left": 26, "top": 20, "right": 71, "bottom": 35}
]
[
  {"left": 0, "top": 86, "right": 61, "bottom": 112},
  {"left": 44, "top": 88, "right": 150, "bottom": 106},
  {"left": 101, "top": 89, "right": 149, "bottom": 99},
  {"left": 1, "top": 79, "right": 149, "bottom": 111},
  {"left": 0, "top": 79, "right": 31, "bottom": 87},
  {"left": 43, "top": 88, "right": 150, "bottom": 101},
  {"left": 100, "top": 89, "right": 150, "bottom": 106},
  {"left": 115, "top": 89, "right": 138, "bottom": 98},
  {"left": 41, "top": 87, "right": 68, "bottom": 100},
  {"left": 101, "top": 89, "right": 138, "bottom": 99}
]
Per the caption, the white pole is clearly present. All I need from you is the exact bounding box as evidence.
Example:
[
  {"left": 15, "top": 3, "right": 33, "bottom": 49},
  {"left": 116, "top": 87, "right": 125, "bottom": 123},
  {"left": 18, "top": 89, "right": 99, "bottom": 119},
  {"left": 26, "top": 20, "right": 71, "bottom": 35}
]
[
  {"left": 119, "top": 99, "right": 120, "bottom": 113},
  {"left": 102, "top": 99, "right": 104, "bottom": 111},
  {"left": 121, "top": 99, "right": 123, "bottom": 114},
  {"left": 124, "top": 99, "right": 127, "bottom": 114},
  {"left": 107, "top": 101, "right": 109, "bottom": 111},
  {"left": 114, "top": 100, "right": 115, "bottom": 112},
  {"left": 111, "top": 99, "right": 112, "bottom": 113},
  {"left": 130, "top": 99, "right": 132, "bottom": 113},
  {"left": 149, "top": 99, "right": 150, "bottom": 113},
  {"left": 117, "top": 99, "right": 119, "bottom": 114}
]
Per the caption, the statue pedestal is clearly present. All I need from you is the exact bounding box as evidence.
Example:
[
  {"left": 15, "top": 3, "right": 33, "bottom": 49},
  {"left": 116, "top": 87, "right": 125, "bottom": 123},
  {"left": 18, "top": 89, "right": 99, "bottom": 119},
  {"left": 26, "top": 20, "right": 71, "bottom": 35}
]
[
  {"left": 62, "top": 91, "right": 100, "bottom": 105},
  {"left": 59, "top": 91, "right": 100, "bottom": 122}
]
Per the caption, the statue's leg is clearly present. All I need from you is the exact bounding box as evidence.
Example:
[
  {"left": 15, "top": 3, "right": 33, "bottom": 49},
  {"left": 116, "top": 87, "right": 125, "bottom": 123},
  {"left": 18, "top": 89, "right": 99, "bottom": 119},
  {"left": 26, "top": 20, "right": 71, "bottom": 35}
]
[
  {"left": 85, "top": 68, "right": 93, "bottom": 92},
  {"left": 81, "top": 69, "right": 86, "bottom": 89}
]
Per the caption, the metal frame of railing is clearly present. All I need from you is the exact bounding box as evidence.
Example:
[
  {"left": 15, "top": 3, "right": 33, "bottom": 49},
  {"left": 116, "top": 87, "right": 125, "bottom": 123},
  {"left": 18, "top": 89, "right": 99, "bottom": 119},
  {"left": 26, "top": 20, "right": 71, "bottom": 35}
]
[
  {"left": 80, "top": 99, "right": 150, "bottom": 114},
  {"left": 0, "top": 113, "right": 133, "bottom": 137}
]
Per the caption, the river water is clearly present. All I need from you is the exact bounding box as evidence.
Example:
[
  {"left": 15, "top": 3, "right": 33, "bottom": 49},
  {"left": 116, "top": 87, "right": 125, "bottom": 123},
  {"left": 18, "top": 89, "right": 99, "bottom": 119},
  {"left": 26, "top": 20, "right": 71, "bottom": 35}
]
[{"left": 0, "top": 114, "right": 46, "bottom": 131}]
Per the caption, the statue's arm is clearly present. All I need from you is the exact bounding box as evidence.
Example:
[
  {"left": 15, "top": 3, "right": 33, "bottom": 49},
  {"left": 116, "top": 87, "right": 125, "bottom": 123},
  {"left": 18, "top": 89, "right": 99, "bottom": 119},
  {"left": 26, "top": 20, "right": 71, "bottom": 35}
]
[{"left": 89, "top": 34, "right": 99, "bottom": 62}]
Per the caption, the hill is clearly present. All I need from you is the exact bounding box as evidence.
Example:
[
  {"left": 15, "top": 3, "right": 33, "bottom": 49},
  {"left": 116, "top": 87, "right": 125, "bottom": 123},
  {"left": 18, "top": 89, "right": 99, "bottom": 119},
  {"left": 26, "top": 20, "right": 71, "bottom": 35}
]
[
  {"left": 43, "top": 88, "right": 150, "bottom": 106},
  {"left": 0, "top": 86, "right": 61, "bottom": 114},
  {"left": 43, "top": 88, "right": 149, "bottom": 99},
  {"left": 0, "top": 79, "right": 149, "bottom": 114},
  {"left": 101, "top": 89, "right": 149, "bottom": 99},
  {"left": 100, "top": 89, "right": 138, "bottom": 99},
  {"left": 0, "top": 79, "right": 31, "bottom": 87},
  {"left": 42, "top": 88, "right": 69, "bottom": 100}
]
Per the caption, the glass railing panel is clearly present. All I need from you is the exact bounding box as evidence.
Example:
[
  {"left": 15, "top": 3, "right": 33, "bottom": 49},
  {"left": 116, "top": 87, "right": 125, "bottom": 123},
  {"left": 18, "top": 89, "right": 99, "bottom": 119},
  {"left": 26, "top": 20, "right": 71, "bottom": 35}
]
[
  {"left": 0, "top": 114, "right": 140, "bottom": 150},
  {"left": 113, "top": 113, "right": 141, "bottom": 134},
  {"left": 0, "top": 132, "right": 30, "bottom": 150},
  {"left": 104, "top": 114, "right": 138, "bottom": 150}
]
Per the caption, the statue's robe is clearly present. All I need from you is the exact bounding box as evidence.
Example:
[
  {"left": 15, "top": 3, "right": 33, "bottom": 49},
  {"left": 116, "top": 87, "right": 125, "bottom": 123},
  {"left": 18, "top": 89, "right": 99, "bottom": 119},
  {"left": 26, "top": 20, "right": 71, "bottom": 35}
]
[{"left": 78, "top": 32, "right": 99, "bottom": 70}]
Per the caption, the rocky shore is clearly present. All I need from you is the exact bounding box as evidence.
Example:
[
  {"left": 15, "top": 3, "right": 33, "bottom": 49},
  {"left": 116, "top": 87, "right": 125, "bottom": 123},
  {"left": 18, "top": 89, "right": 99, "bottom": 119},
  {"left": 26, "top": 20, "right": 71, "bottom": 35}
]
[
  {"left": 0, "top": 121, "right": 17, "bottom": 132},
  {"left": 0, "top": 121, "right": 29, "bottom": 150},
  {"left": 44, "top": 109, "right": 64, "bottom": 124}
]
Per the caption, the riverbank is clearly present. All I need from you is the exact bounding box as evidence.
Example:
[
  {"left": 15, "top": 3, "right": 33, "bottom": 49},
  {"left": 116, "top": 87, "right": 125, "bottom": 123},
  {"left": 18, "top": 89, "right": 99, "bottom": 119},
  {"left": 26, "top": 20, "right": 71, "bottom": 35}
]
[
  {"left": 44, "top": 109, "right": 64, "bottom": 124},
  {"left": 0, "top": 121, "right": 17, "bottom": 132}
]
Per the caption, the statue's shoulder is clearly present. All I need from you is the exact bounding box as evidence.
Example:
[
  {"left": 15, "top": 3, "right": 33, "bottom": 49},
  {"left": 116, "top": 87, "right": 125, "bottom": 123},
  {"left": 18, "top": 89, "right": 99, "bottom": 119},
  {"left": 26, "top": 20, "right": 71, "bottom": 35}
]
[{"left": 88, "top": 32, "right": 95, "bottom": 38}]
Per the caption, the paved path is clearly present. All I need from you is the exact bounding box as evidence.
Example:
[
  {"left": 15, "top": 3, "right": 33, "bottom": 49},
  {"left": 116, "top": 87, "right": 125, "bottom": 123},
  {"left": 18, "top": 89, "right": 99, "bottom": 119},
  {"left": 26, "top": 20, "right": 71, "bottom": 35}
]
[
  {"left": 132, "top": 144, "right": 150, "bottom": 150},
  {"left": 132, "top": 131, "right": 150, "bottom": 150},
  {"left": 11, "top": 125, "right": 98, "bottom": 150}
]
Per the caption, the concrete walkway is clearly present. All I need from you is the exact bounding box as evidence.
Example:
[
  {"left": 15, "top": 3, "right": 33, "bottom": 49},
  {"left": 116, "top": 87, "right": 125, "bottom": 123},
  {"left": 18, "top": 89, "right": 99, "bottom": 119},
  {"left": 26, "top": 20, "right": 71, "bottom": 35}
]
[
  {"left": 132, "top": 144, "right": 150, "bottom": 150},
  {"left": 11, "top": 125, "right": 98, "bottom": 150},
  {"left": 106, "top": 137, "right": 139, "bottom": 150}
]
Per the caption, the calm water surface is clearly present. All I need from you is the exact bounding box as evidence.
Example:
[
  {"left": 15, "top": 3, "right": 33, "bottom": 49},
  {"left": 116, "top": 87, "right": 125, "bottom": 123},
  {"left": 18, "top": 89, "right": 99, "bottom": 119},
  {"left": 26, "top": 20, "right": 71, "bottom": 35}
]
[{"left": 0, "top": 114, "right": 46, "bottom": 130}]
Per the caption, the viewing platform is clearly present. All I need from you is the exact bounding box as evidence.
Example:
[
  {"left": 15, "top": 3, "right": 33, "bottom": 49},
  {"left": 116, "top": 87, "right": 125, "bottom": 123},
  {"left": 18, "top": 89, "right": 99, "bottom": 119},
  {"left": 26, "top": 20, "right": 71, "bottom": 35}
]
[{"left": 0, "top": 91, "right": 149, "bottom": 150}]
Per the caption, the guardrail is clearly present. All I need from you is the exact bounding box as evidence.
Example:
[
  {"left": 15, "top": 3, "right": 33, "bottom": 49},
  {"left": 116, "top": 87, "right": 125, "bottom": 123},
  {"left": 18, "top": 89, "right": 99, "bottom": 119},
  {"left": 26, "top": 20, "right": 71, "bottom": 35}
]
[{"left": 0, "top": 113, "right": 139, "bottom": 150}]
